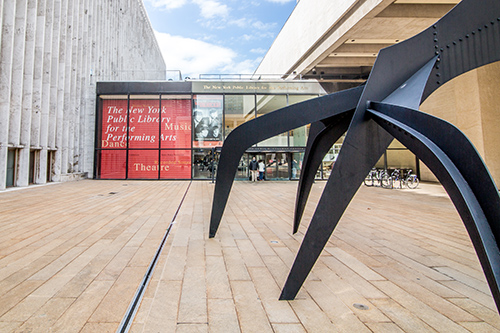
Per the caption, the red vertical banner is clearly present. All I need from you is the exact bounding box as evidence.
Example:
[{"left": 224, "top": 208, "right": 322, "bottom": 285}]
[
  {"left": 128, "top": 150, "right": 159, "bottom": 179},
  {"left": 160, "top": 150, "right": 192, "bottom": 179},
  {"left": 193, "top": 95, "right": 223, "bottom": 148},
  {"left": 161, "top": 99, "right": 192, "bottom": 148},
  {"left": 99, "top": 97, "right": 196, "bottom": 180},
  {"left": 129, "top": 99, "right": 160, "bottom": 149},
  {"left": 99, "top": 150, "right": 126, "bottom": 179},
  {"left": 100, "top": 99, "right": 128, "bottom": 149}
]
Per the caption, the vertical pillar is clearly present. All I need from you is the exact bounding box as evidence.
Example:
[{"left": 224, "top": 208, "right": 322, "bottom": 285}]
[
  {"left": 17, "top": 0, "right": 38, "bottom": 187},
  {"left": 53, "top": 0, "right": 68, "bottom": 181},
  {"left": 75, "top": 0, "right": 83, "bottom": 173},
  {"left": 84, "top": 0, "right": 97, "bottom": 176},
  {"left": 31, "top": 0, "right": 47, "bottom": 184},
  {"left": 48, "top": 0, "right": 61, "bottom": 179},
  {"left": 78, "top": 0, "right": 89, "bottom": 175},
  {"left": 8, "top": 0, "right": 28, "bottom": 147},
  {"left": 61, "top": 0, "right": 74, "bottom": 177},
  {"left": 8, "top": 0, "right": 28, "bottom": 186},
  {"left": 39, "top": 0, "right": 54, "bottom": 184},
  {"left": 0, "top": 0, "right": 4, "bottom": 48},
  {"left": 0, "top": 0, "right": 16, "bottom": 190},
  {"left": 66, "top": 0, "right": 78, "bottom": 175}
]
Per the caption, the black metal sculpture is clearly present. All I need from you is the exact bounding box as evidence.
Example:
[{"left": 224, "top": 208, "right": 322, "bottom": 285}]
[{"left": 209, "top": 0, "right": 500, "bottom": 313}]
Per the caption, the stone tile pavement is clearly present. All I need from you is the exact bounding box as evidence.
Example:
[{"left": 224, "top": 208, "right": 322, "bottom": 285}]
[{"left": 0, "top": 179, "right": 499, "bottom": 332}]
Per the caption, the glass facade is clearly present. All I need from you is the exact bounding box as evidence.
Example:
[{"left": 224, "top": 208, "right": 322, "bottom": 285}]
[
  {"left": 224, "top": 95, "right": 255, "bottom": 137},
  {"left": 95, "top": 80, "right": 330, "bottom": 180}
]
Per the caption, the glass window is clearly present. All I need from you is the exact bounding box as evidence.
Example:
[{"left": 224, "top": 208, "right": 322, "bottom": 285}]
[
  {"left": 128, "top": 150, "right": 159, "bottom": 179},
  {"left": 193, "top": 95, "right": 223, "bottom": 148},
  {"left": 224, "top": 95, "right": 255, "bottom": 137},
  {"left": 256, "top": 95, "right": 288, "bottom": 147},
  {"left": 100, "top": 98, "right": 128, "bottom": 149},
  {"left": 321, "top": 143, "right": 342, "bottom": 179},
  {"left": 161, "top": 150, "right": 191, "bottom": 179},
  {"left": 264, "top": 153, "right": 288, "bottom": 179},
  {"left": 161, "top": 96, "right": 192, "bottom": 149},
  {"left": 192, "top": 149, "right": 217, "bottom": 179},
  {"left": 288, "top": 95, "right": 318, "bottom": 147},
  {"left": 235, "top": 153, "right": 249, "bottom": 179},
  {"left": 289, "top": 126, "right": 309, "bottom": 147},
  {"left": 291, "top": 152, "right": 304, "bottom": 179},
  {"left": 99, "top": 150, "right": 127, "bottom": 179},
  {"left": 129, "top": 98, "right": 160, "bottom": 149}
]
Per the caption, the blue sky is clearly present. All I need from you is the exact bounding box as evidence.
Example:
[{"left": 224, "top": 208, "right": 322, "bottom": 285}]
[{"left": 143, "top": 0, "right": 297, "bottom": 79}]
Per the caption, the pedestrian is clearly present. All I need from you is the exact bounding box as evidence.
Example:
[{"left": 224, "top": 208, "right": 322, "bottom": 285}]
[
  {"left": 258, "top": 159, "right": 265, "bottom": 181},
  {"left": 249, "top": 156, "right": 259, "bottom": 182}
]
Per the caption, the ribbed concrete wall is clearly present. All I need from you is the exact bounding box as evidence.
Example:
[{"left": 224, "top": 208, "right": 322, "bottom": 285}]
[{"left": 0, "top": 0, "right": 166, "bottom": 190}]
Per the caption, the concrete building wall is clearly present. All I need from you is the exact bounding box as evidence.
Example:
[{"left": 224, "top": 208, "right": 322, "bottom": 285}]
[
  {"left": 420, "top": 61, "right": 500, "bottom": 186},
  {"left": 0, "top": 0, "right": 166, "bottom": 190},
  {"left": 255, "top": 0, "right": 387, "bottom": 76}
]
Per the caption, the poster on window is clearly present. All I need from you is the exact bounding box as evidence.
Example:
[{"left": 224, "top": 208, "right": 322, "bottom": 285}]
[
  {"left": 100, "top": 99, "right": 128, "bottom": 149},
  {"left": 160, "top": 150, "right": 191, "bottom": 179},
  {"left": 127, "top": 150, "right": 159, "bottom": 179},
  {"left": 161, "top": 99, "right": 192, "bottom": 148},
  {"left": 99, "top": 150, "right": 127, "bottom": 179},
  {"left": 128, "top": 99, "right": 160, "bottom": 149},
  {"left": 193, "top": 95, "right": 223, "bottom": 147}
]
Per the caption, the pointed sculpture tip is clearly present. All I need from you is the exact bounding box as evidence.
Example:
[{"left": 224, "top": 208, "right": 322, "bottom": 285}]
[{"left": 279, "top": 289, "right": 294, "bottom": 301}]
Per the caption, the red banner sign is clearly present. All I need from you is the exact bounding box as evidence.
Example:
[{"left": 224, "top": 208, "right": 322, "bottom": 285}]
[
  {"left": 101, "top": 99, "right": 128, "bottom": 149},
  {"left": 99, "top": 98, "right": 193, "bottom": 179},
  {"left": 161, "top": 99, "right": 192, "bottom": 148}
]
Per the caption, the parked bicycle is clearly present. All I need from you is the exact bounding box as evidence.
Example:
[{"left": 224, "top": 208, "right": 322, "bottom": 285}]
[
  {"left": 405, "top": 169, "right": 419, "bottom": 189},
  {"left": 387, "top": 168, "right": 420, "bottom": 189},
  {"left": 364, "top": 168, "right": 392, "bottom": 188}
]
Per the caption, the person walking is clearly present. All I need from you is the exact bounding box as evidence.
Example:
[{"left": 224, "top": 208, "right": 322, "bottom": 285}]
[
  {"left": 249, "top": 156, "right": 259, "bottom": 182},
  {"left": 258, "top": 159, "right": 265, "bottom": 181}
]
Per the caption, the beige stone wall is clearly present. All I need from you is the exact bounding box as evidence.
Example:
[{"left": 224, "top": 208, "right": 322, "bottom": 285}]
[
  {"left": 0, "top": 0, "right": 166, "bottom": 190},
  {"left": 419, "top": 61, "right": 500, "bottom": 185}
]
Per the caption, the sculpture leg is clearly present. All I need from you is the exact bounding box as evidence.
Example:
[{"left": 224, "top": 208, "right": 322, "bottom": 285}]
[
  {"left": 281, "top": 56, "right": 438, "bottom": 299},
  {"left": 280, "top": 116, "right": 393, "bottom": 299},
  {"left": 293, "top": 112, "right": 353, "bottom": 233},
  {"left": 209, "top": 86, "right": 363, "bottom": 238},
  {"left": 368, "top": 103, "right": 500, "bottom": 312}
]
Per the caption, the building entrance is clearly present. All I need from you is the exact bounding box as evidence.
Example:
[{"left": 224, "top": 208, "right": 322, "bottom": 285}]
[
  {"left": 95, "top": 80, "right": 325, "bottom": 180},
  {"left": 246, "top": 152, "right": 298, "bottom": 180}
]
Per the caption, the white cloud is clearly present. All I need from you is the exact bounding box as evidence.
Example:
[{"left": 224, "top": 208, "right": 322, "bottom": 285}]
[
  {"left": 145, "top": 0, "right": 187, "bottom": 10},
  {"left": 192, "top": 0, "right": 229, "bottom": 19},
  {"left": 228, "top": 18, "right": 276, "bottom": 31},
  {"left": 241, "top": 31, "right": 275, "bottom": 41},
  {"left": 228, "top": 17, "right": 250, "bottom": 28},
  {"left": 265, "top": 0, "right": 295, "bottom": 3},
  {"left": 145, "top": 0, "right": 229, "bottom": 18},
  {"left": 220, "top": 58, "right": 261, "bottom": 75},
  {"left": 252, "top": 21, "right": 276, "bottom": 30},
  {"left": 250, "top": 48, "right": 267, "bottom": 54},
  {"left": 154, "top": 30, "right": 258, "bottom": 78}
]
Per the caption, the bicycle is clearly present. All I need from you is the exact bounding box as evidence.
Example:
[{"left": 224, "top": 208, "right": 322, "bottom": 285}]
[
  {"left": 405, "top": 169, "right": 419, "bottom": 189},
  {"left": 387, "top": 168, "right": 419, "bottom": 189},
  {"left": 364, "top": 168, "right": 392, "bottom": 188},
  {"left": 389, "top": 168, "right": 403, "bottom": 189}
]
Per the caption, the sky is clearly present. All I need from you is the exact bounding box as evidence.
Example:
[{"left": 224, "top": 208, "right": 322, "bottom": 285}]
[{"left": 143, "top": 0, "right": 297, "bottom": 79}]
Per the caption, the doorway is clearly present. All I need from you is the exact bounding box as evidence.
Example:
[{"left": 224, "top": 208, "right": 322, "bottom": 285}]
[
  {"left": 29, "top": 150, "right": 39, "bottom": 184},
  {"left": 7, "top": 149, "right": 17, "bottom": 187},
  {"left": 264, "top": 153, "right": 289, "bottom": 180}
]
